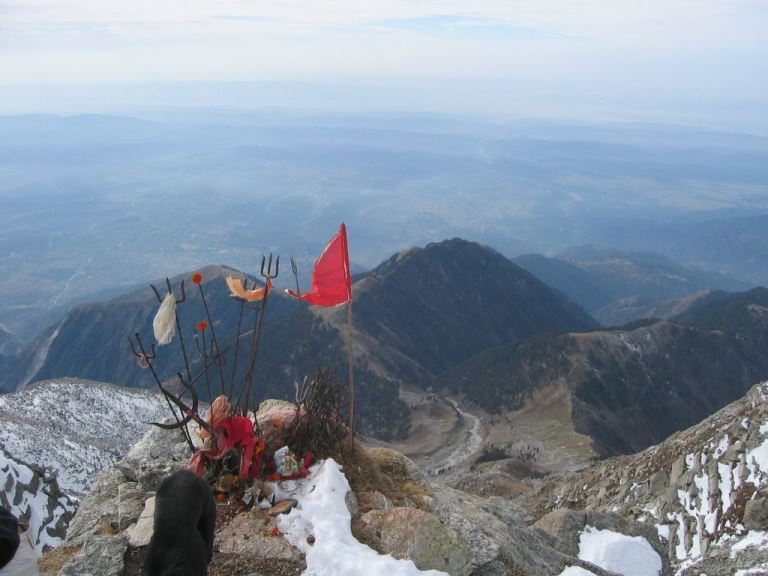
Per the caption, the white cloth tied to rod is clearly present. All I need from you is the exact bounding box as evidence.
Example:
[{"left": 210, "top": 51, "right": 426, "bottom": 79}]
[{"left": 153, "top": 293, "right": 176, "bottom": 345}]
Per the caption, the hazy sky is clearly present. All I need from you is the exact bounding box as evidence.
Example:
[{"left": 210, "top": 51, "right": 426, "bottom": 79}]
[{"left": 1, "top": 0, "right": 766, "bottom": 129}]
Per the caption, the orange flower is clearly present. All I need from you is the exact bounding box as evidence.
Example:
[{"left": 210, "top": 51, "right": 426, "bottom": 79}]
[
  {"left": 191, "top": 272, "right": 203, "bottom": 284},
  {"left": 197, "top": 320, "right": 208, "bottom": 332}
]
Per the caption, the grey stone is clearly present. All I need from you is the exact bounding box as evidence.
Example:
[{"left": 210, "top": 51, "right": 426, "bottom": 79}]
[
  {"left": 707, "top": 461, "right": 720, "bottom": 496},
  {"left": 649, "top": 469, "right": 669, "bottom": 493},
  {"left": 692, "top": 453, "right": 702, "bottom": 475},
  {"left": 360, "top": 507, "right": 473, "bottom": 576},
  {"left": 64, "top": 468, "right": 124, "bottom": 546},
  {"left": 669, "top": 455, "right": 686, "bottom": 486},
  {"left": 345, "top": 490, "right": 359, "bottom": 517},
  {"left": 126, "top": 495, "right": 155, "bottom": 547},
  {"left": 484, "top": 496, "right": 530, "bottom": 526},
  {"left": 117, "top": 481, "right": 145, "bottom": 530},
  {"left": 744, "top": 494, "right": 768, "bottom": 530},
  {"left": 532, "top": 509, "right": 586, "bottom": 557},
  {"left": 119, "top": 424, "right": 194, "bottom": 488},
  {"left": 59, "top": 534, "right": 128, "bottom": 576},
  {"left": 471, "top": 560, "right": 507, "bottom": 576},
  {"left": 125, "top": 424, "right": 195, "bottom": 465},
  {"left": 216, "top": 512, "right": 303, "bottom": 562},
  {"left": 365, "top": 447, "right": 432, "bottom": 492},
  {"left": 724, "top": 446, "right": 741, "bottom": 462},
  {"left": 427, "top": 484, "right": 594, "bottom": 576},
  {"left": 359, "top": 490, "right": 394, "bottom": 511},
  {"left": 121, "top": 460, "right": 185, "bottom": 493}
]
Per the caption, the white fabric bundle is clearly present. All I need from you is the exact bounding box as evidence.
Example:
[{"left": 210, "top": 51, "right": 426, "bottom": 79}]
[{"left": 153, "top": 293, "right": 176, "bottom": 345}]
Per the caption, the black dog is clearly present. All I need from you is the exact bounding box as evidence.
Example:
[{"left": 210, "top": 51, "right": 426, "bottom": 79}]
[
  {"left": 141, "top": 470, "right": 216, "bottom": 576},
  {"left": 0, "top": 506, "right": 20, "bottom": 570}
]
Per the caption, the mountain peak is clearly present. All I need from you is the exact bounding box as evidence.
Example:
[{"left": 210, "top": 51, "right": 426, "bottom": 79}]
[{"left": 351, "top": 237, "right": 598, "bottom": 381}]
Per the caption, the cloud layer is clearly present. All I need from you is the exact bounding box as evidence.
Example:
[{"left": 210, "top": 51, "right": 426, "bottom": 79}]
[{"left": 1, "top": 0, "right": 766, "bottom": 126}]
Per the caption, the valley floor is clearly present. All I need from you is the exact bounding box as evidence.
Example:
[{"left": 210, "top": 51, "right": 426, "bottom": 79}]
[{"left": 369, "top": 385, "right": 596, "bottom": 493}]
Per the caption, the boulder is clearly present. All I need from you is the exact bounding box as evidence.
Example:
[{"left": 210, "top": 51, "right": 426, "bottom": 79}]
[
  {"left": 125, "top": 495, "right": 155, "bottom": 547},
  {"left": 117, "top": 481, "right": 145, "bottom": 530},
  {"left": 649, "top": 470, "right": 670, "bottom": 494},
  {"left": 365, "top": 447, "right": 430, "bottom": 489},
  {"left": 118, "top": 460, "right": 185, "bottom": 493},
  {"left": 345, "top": 490, "right": 359, "bottom": 517},
  {"left": 215, "top": 511, "right": 303, "bottom": 562},
  {"left": 358, "top": 490, "right": 394, "bottom": 511},
  {"left": 743, "top": 493, "right": 768, "bottom": 530},
  {"left": 359, "top": 507, "right": 472, "bottom": 576},
  {"left": 59, "top": 534, "right": 127, "bottom": 576},
  {"left": 533, "top": 509, "right": 587, "bottom": 557},
  {"left": 63, "top": 469, "right": 124, "bottom": 546},
  {"left": 428, "top": 484, "right": 584, "bottom": 576}
]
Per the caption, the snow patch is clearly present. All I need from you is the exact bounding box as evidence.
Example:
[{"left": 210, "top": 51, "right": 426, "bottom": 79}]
[
  {"left": 730, "top": 531, "right": 768, "bottom": 558},
  {"left": 735, "top": 564, "right": 768, "bottom": 576},
  {"left": 558, "top": 567, "right": 597, "bottom": 576},
  {"left": 656, "top": 524, "right": 670, "bottom": 541},
  {"left": 278, "top": 459, "right": 448, "bottom": 576},
  {"left": 577, "top": 525, "right": 662, "bottom": 576}
]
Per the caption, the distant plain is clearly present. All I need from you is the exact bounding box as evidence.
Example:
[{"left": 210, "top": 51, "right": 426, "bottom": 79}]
[{"left": 1, "top": 111, "right": 766, "bottom": 340}]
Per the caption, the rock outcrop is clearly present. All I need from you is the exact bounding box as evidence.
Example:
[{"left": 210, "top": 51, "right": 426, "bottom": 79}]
[
  {"left": 528, "top": 380, "right": 768, "bottom": 574},
  {"left": 42, "top": 419, "right": 671, "bottom": 576}
]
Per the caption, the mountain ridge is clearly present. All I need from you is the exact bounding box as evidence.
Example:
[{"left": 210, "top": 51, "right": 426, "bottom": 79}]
[
  {"left": 437, "top": 287, "right": 768, "bottom": 456},
  {"left": 514, "top": 248, "right": 752, "bottom": 326}
]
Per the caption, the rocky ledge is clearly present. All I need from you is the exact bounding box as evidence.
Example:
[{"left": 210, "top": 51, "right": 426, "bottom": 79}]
[{"left": 38, "top": 407, "right": 670, "bottom": 576}]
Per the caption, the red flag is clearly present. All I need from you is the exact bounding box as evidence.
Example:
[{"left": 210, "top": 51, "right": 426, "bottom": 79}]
[{"left": 287, "top": 223, "right": 351, "bottom": 306}]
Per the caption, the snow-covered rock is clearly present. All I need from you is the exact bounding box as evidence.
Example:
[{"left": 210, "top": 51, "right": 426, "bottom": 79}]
[
  {"left": 0, "top": 446, "right": 76, "bottom": 555},
  {"left": 0, "top": 378, "right": 169, "bottom": 497},
  {"left": 534, "top": 380, "right": 768, "bottom": 574}
]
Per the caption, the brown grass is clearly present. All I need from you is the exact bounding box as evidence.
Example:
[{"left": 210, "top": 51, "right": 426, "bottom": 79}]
[{"left": 38, "top": 545, "right": 82, "bottom": 575}]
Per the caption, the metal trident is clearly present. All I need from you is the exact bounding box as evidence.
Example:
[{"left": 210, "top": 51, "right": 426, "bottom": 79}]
[{"left": 239, "top": 253, "right": 279, "bottom": 415}]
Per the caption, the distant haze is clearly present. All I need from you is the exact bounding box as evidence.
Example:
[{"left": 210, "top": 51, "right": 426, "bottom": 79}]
[{"left": 1, "top": 0, "right": 766, "bottom": 132}]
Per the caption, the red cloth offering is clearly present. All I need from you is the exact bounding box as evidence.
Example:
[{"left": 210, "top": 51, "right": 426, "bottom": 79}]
[{"left": 188, "top": 416, "right": 265, "bottom": 479}]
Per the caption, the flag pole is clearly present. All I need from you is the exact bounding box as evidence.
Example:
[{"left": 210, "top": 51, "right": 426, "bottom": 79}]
[
  {"left": 342, "top": 223, "right": 355, "bottom": 449},
  {"left": 347, "top": 295, "right": 355, "bottom": 448}
]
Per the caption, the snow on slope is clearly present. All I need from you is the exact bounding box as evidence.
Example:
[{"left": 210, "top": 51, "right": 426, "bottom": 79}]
[
  {"left": 544, "top": 380, "right": 768, "bottom": 574},
  {"left": 0, "top": 447, "right": 76, "bottom": 554},
  {"left": 0, "top": 378, "right": 169, "bottom": 497}
]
